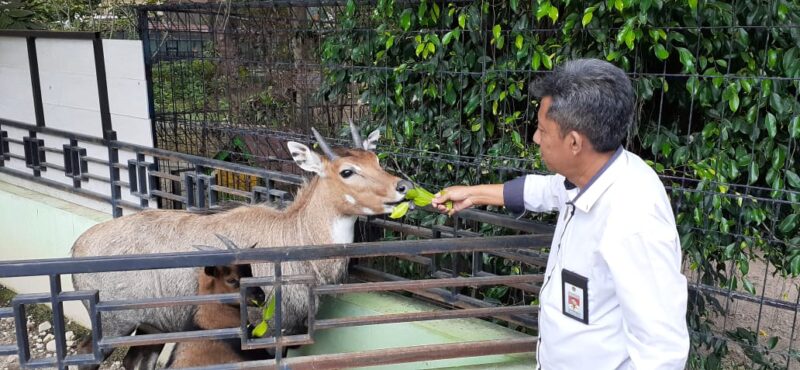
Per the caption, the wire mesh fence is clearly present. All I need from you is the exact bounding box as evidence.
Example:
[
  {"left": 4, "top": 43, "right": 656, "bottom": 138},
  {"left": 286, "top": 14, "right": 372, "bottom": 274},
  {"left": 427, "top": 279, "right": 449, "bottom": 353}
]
[{"left": 136, "top": 1, "right": 800, "bottom": 368}]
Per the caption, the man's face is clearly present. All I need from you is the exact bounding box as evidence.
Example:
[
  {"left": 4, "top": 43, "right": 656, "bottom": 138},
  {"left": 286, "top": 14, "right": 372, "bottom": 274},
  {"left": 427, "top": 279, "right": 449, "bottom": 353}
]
[{"left": 533, "top": 97, "right": 574, "bottom": 174}]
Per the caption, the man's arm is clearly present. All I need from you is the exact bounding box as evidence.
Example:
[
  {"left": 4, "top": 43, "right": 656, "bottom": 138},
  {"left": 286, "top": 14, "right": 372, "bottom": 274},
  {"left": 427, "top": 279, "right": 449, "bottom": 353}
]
[{"left": 601, "top": 230, "right": 690, "bottom": 369}]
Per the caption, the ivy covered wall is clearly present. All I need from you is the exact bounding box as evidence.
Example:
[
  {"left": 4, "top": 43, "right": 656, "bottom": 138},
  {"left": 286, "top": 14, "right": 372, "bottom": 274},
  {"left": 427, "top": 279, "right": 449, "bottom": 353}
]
[{"left": 316, "top": 0, "right": 800, "bottom": 367}]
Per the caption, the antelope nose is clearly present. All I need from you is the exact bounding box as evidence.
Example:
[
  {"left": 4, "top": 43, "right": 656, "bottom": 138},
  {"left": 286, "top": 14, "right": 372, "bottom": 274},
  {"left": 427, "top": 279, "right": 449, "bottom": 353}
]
[{"left": 396, "top": 180, "right": 413, "bottom": 194}]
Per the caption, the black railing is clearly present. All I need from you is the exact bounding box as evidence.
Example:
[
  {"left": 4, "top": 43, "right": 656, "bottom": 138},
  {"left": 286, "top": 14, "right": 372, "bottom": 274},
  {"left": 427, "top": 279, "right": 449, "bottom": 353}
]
[{"left": 0, "top": 235, "right": 547, "bottom": 369}]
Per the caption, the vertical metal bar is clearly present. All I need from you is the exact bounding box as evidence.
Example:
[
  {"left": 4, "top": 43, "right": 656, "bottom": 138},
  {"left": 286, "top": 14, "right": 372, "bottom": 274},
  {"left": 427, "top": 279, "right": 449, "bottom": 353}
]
[
  {"left": 26, "top": 36, "right": 45, "bottom": 127},
  {"left": 92, "top": 33, "right": 113, "bottom": 139},
  {"left": 137, "top": 154, "right": 149, "bottom": 208},
  {"left": 89, "top": 291, "right": 103, "bottom": 361},
  {"left": 49, "top": 275, "right": 67, "bottom": 370},
  {"left": 274, "top": 262, "right": 283, "bottom": 364},
  {"left": 91, "top": 32, "right": 122, "bottom": 216},
  {"left": 12, "top": 300, "right": 30, "bottom": 365},
  {"left": 107, "top": 141, "right": 122, "bottom": 218},
  {"left": 137, "top": 8, "right": 159, "bottom": 150},
  {"left": 128, "top": 160, "right": 138, "bottom": 194}
]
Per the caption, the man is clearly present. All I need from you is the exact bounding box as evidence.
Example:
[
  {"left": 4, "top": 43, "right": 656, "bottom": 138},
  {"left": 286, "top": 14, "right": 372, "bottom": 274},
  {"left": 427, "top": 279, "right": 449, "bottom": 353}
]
[{"left": 432, "top": 59, "right": 689, "bottom": 369}]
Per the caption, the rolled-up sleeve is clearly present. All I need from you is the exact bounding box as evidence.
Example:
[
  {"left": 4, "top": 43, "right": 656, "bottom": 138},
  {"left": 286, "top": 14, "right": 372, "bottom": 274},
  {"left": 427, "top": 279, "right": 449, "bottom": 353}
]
[
  {"left": 601, "top": 229, "right": 690, "bottom": 370},
  {"left": 503, "top": 177, "right": 527, "bottom": 214},
  {"left": 503, "top": 174, "right": 566, "bottom": 215}
]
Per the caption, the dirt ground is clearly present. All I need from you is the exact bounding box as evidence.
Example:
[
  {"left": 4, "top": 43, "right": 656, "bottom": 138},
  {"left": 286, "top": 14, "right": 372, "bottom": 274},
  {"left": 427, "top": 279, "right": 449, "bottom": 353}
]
[{"left": 685, "top": 257, "right": 800, "bottom": 369}]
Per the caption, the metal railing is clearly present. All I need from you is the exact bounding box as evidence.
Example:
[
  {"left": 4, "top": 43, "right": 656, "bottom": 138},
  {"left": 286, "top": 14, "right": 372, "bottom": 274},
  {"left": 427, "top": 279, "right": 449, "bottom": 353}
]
[{"left": 0, "top": 235, "right": 547, "bottom": 369}]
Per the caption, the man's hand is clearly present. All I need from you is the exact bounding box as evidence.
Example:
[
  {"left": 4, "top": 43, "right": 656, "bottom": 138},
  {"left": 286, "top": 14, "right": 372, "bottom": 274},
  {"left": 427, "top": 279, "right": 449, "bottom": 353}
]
[{"left": 432, "top": 186, "right": 474, "bottom": 216}]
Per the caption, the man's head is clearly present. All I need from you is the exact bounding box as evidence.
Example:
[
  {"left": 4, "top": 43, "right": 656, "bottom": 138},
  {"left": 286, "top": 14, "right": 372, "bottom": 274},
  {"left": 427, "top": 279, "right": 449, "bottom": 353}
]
[{"left": 530, "top": 59, "right": 633, "bottom": 172}]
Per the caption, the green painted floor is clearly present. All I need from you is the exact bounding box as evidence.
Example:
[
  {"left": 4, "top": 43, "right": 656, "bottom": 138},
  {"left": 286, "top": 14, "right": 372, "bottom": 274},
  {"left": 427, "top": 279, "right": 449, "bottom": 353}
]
[{"left": 289, "top": 292, "right": 536, "bottom": 369}]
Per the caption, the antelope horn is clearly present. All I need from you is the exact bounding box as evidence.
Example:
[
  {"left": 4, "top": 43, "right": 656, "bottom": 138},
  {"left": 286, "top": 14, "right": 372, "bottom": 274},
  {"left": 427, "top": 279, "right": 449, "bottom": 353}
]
[
  {"left": 192, "top": 245, "right": 221, "bottom": 252},
  {"left": 311, "top": 127, "right": 339, "bottom": 161},
  {"left": 214, "top": 233, "right": 238, "bottom": 250},
  {"left": 349, "top": 119, "right": 363, "bottom": 149}
]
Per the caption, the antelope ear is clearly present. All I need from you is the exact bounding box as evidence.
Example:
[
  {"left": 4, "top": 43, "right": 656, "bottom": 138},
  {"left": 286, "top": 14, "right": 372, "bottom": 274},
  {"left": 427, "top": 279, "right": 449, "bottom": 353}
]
[
  {"left": 363, "top": 129, "right": 380, "bottom": 151},
  {"left": 287, "top": 141, "right": 325, "bottom": 174},
  {"left": 203, "top": 266, "right": 218, "bottom": 277}
]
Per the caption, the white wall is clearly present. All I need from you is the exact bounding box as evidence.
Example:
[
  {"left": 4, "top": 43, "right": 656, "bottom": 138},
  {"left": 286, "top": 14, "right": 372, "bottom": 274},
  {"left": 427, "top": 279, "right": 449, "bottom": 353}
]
[{"left": 0, "top": 36, "right": 156, "bottom": 212}]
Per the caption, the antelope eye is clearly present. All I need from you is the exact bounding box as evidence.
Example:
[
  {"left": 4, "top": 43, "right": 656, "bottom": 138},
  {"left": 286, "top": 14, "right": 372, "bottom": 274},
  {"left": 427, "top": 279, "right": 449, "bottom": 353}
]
[
  {"left": 226, "top": 278, "right": 237, "bottom": 285},
  {"left": 340, "top": 169, "right": 354, "bottom": 178}
]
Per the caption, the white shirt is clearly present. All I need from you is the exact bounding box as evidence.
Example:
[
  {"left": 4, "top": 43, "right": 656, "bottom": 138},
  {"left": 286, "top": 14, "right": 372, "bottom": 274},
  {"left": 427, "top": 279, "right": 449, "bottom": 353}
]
[{"left": 504, "top": 148, "right": 689, "bottom": 370}]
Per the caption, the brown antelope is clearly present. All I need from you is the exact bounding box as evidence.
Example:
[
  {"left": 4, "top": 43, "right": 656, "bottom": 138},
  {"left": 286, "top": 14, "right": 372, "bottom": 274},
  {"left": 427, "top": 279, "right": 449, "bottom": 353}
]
[
  {"left": 169, "top": 247, "right": 269, "bottom": 368},
  {"left": 71, "top": 124, "right": 412, "bottom": 369}
]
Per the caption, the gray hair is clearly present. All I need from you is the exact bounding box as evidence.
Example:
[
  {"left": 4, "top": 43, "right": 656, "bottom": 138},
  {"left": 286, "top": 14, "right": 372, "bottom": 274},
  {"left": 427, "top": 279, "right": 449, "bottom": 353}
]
[{"left": 529, "top": 59, "right": 634, "bottom": 153}]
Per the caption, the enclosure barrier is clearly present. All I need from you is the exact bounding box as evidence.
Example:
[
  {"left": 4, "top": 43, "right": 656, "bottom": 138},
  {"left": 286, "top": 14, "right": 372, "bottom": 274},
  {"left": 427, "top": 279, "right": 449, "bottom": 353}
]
[{"left": 0, "top": 234, "right": 547, "bottom": 369}]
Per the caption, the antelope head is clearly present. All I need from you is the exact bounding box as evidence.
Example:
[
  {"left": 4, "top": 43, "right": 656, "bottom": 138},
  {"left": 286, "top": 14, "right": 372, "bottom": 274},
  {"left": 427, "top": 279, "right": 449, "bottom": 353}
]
[{"left": 287, "top": 122, "right": 412, "bottom": 216}]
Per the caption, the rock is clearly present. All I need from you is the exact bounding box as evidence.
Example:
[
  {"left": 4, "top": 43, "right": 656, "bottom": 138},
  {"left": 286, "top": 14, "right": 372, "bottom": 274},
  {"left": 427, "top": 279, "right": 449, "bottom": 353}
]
[
  {"left": 45, "top": 340, "right": 56, "bottom": 352},
  {"left": 67, "top": 340, "right": 74, "bottom": 347},
  {"left": 8, "top": 354, "right": 18, "bottom": 363},
  {"left": 65, "top": 331, "right": 74, "bottom": 341},
  {"left": 37, "top": 322, "right": 51, "bottom": 332},
  {"left": 43, "top": 334, "right": 54, "bottom": 342}
]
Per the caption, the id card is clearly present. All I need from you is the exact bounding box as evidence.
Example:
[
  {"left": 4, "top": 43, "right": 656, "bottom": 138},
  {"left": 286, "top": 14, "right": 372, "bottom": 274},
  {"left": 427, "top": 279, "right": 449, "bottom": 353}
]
[{"left": 561, "top": 269, "right": 589, "bottom": 324}]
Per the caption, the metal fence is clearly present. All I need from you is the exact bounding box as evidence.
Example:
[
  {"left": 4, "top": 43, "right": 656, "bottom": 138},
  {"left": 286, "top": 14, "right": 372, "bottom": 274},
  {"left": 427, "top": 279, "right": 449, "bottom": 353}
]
[
  {"left": 134, "top": 1, "right": 800, "bottom": 368},
  {"left": 0, "top": 29, "right": 553, "bottom": 368}
]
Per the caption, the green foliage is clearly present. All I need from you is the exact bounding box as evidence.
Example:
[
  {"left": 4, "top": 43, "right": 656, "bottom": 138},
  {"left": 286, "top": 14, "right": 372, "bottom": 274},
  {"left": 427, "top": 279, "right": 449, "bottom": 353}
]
[
  {"left": 318, "top": 0, "right": 800, "bottom": 368},
  {"left": 152, "top": 59, "right": 220, "bottom": 113},
  {"left": 0, "top": 0, "right": 138, "bottom": 36}
]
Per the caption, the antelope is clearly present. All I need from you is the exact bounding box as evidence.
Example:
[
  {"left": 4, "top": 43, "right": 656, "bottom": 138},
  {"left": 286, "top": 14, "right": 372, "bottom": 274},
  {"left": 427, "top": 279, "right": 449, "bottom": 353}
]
[
  {"left": 71, "top": 124, "right": 412, "bottom": 369},
  {"left": 168, "top": 244, "right": 269, "bottom": 368}
]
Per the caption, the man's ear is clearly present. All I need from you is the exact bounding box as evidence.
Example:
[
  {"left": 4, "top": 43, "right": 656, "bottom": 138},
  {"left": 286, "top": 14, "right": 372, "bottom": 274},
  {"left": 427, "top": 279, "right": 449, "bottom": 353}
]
[
  {"left": 287, "top": 141, "right": 326, "bottom": 174},
  {"left": 568, "top": 131, "right": 583, "bottom": 155}
]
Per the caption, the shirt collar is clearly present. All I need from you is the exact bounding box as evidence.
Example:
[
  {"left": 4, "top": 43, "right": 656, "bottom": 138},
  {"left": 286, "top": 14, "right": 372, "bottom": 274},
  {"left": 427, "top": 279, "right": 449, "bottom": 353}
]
[{"left": 568, "top": 146, "right": 625, "bottom": 213}]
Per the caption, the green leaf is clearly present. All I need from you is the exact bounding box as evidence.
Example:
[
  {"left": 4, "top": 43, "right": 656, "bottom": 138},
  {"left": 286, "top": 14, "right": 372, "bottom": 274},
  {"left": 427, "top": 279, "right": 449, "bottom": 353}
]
[
  {"left": 532, "top": 51, "right": 541, "bottom": 70},
  {"left": 548, "top": 6, "right": 559, "bottom": 22},
  {"left": 654, "top": 44, "right": 669, "bottom": 60},
  {"left": 729, "top": 94, "right": 739, "bottom": 112},
  {"left": 765, "top": 112, "right": 777, "bottom": 138},
  {"left": 743, "top": 278, "right": 755, "bottom": 295},
  {"left": 688, "top": 0, "right": 697, "bottom": 10},
  {"left": 542, "top": 53, "right": 553, "bottom": 69},
  {"left": 739, "top": 259, "right": 749, "bottom": 275},
  {"left": 251, "top": 320, "right": 268, "bottom": 338},
  {"left": 790, "top": 116, "right": 800, "bottom": 139},
  {"left": 677, "top": 47, "right": 694, "bottom": 72},
  {"left": 458, "top": 13, "right": 466, "bottom": 28},
  {"left": 791, "top": 256, "right": 800, "bottom": 276},
  {"left": 623, "top": 28, "right": 635, "bottom": 50},
  {"left": 385, "top": 36, "right": 395, "bottom": 50},
  {"left": 263, "top": 294, "right": 276, "bottom": 320},
  {"left": 492, "top": 24, "right": 501, "bottom": 41},
  {"left": 536, "top": 2, "right": 550, "bottom": 21},
  {"left": 7, "top": 9, "right": 34, "bottom": 18},
  {"left": 400, "top": 9, "right": 413, "bottom": 31},
  {"left": 786, "top": 170, "right": 800, "bottom": 189},
  {"left": 471, "top": 123, "right": 481, "bottom": 132},
  {"left": 748, "top": 161, "right": 759, "bottom": 185},
  {"left": 779, "top": 214, "right": 798, "bottom": 235},
  {"left": 768, "top": 337, "right": 779, "bottom": 350},
  {"left": 582, "top": 11, "right": 593, "bottom": 27},
  {"left": 615, "top": 0, "right": 624, "bottom": 12},
  {"left": 515, "top": 34, "right": 523, "bottom": 50},
  {"left": 442, "top": 31, "right": 454, "bottom": 45},
  {"left": 510, "top": 0, "right": 519, "bottom": 13},
  {"left": 511, "top": 131, "right": 522, "bottom": 148}
]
